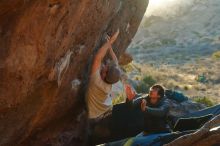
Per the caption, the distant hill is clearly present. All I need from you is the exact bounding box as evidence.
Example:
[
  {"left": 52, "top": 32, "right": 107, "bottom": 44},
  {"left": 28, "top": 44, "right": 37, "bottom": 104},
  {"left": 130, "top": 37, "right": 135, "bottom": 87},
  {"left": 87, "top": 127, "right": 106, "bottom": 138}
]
[{"left": 128, "top": 0, "right": 220, "bottom": 64}]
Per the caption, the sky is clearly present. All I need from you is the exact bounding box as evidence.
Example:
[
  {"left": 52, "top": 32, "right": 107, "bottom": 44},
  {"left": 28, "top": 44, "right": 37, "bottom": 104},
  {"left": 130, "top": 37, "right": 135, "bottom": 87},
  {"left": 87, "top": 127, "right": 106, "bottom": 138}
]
[{"left": 145, "top": 0, "right": 193, "bottom": 17}]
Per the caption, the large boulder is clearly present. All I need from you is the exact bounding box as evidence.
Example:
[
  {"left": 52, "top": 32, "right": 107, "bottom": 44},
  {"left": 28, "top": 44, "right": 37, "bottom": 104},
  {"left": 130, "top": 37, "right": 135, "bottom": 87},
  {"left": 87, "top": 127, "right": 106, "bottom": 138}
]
[
  {"left": 0, "top": 0, "right": 148, "bottom": 145},
  {"left": 168, "top": 99, "right": 206, "bottom": 117}
]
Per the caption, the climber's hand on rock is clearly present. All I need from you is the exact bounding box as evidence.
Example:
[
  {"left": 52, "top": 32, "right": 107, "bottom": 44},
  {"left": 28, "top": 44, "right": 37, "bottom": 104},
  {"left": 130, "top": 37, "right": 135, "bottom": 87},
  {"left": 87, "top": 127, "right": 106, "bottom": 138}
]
[
  {"left": 106, "top": 35, "right": 110, "bottom": 42},
  {"left": 109, "top": 29, "right": 120, "bottom": 44},
  {"left": 141, "top": 99, "right": 147, "bottom": 111}
]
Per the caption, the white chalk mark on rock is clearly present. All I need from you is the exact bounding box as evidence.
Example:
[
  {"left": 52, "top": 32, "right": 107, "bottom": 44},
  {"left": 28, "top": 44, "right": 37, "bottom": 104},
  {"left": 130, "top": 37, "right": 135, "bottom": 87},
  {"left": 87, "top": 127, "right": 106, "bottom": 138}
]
[
  {"left": 49, "top": 50, "right": 73, "bottom": 86},
  {"left": 57, "top": 50, "right": 73, "bottom": 86},
  {"left": 126, "top": 23, "right": 130, "bottom": 33},
  {"left": 78, "top": 45, "right": 85, "bottom": 55},
  {"left": 116, "top": 1, "right": 122, "bottom": 13},
  {"left": 71, "top": 79, "right": 81, "bottom": 90}
]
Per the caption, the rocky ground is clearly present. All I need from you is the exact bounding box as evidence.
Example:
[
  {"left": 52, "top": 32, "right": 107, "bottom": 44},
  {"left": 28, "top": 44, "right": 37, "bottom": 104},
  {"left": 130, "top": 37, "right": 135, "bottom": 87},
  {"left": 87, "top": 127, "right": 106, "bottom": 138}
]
[{"left": 127, "top": 0, "right": 220, "bottom": 103}]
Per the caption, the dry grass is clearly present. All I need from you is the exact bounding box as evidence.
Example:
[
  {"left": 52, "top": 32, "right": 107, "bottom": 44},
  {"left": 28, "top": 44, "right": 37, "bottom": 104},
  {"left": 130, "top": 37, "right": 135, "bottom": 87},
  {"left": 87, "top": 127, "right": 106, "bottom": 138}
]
[
  {"left": 129, "top": 57, "right": 220, "bottom": 104},
  {"left": 212, "top": 51, "right": 220, "bottom": 59}
]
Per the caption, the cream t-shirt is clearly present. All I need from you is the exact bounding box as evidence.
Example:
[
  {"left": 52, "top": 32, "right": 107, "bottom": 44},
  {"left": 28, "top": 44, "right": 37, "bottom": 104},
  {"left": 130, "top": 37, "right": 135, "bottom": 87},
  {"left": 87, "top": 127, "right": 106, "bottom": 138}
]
[{"left": 87, "top": 70, "right": 112, "bottom": 119}]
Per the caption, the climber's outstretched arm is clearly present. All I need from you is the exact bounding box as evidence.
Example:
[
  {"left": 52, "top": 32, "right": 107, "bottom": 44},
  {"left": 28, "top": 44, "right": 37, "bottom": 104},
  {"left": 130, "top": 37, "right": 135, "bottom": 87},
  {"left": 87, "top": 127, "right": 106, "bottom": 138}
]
[
  {"left": 91, "top": 42, "right": 110, "bottom": 75},
  {"left": 106, "top": 33, "right": 119, "bottom": 65},
  {"left": 91, "top": 30, "right": 119, "bottom": 74},
  {"left": 109, "top": 46, "right": 118, "bottom": 65}
]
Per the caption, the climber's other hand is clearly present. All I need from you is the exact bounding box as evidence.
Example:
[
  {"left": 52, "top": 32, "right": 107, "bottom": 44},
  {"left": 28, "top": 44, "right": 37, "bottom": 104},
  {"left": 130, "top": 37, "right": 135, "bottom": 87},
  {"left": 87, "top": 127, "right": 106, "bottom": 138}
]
[{"left": 141, "top": 99, "right": 147, "bottom": 111}]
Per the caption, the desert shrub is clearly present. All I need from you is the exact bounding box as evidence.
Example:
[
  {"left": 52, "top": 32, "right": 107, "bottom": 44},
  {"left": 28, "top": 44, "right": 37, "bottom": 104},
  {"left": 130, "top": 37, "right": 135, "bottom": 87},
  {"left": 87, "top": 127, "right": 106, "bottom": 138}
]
[
  {"left": 122, "top": 63, "right": 134, "bottom": 73},
  {"left": 183, "top": 85, "right": 189, "bottom": 90},
  {"left": 160, "top": 39, "right": 176, "bottom": 46},
  {"left": 212, "top": 51, "right": 220, "bottom": 59},
  {"left": 193, "top": 96, "right": 214, "bottom": 107},
  {"left": 142, "top": 42, "right": 162, "bottom": 48},
  {"left": 196, "top": 74, "right": 207, "bottom": 83},
  {"left": 135, "top": 75, "right": 157, "bottom": 93},
  {"left": 112, "top": 94, "right": 125, "bottom": 105},
  {"left": 142, "top": 75, "right": 157, "bottom": 85},
  {"left": 192, "top": 31, "right": 203, "bottom": 38}
]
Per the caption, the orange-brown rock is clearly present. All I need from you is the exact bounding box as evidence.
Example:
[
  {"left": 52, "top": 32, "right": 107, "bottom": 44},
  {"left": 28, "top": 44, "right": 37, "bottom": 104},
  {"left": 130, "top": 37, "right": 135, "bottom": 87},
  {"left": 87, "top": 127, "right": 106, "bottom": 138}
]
[{"left": 0, "top": 0, "right": 148, "bottom": 145}]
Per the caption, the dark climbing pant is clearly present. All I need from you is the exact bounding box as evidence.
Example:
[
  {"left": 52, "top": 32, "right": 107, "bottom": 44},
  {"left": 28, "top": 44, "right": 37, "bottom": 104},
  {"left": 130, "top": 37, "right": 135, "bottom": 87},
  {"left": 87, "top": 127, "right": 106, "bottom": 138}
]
[
  {"left": 88, "top": 109, "right": 113, "bottom": 145},
  {"left": 89, "top": 102, "right": 145, "bottom": 145}
]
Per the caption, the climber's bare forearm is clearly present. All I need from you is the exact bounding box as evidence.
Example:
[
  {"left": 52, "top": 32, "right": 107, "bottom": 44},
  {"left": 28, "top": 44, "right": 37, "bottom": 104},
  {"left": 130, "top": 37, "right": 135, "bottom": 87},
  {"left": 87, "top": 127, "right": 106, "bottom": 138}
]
[
  {"left": 109, "top": 46, "right": 118, "bottom": 64},
  {"left": 96, "top": 42, "right": 110, "bottom": 62},
  {"left": 91, "top": 42, "right": 110, "bottom": 74}
]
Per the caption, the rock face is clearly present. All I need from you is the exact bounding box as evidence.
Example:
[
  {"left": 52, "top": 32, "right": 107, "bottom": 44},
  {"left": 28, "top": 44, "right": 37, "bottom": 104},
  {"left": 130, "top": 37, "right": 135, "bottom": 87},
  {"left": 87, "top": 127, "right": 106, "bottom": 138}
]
[
  {"left": 0, "top": 0, "right": 148, "bottom": 145},
  {"left": 167, "top": 99, "right": 206, "bottom": 117}
]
